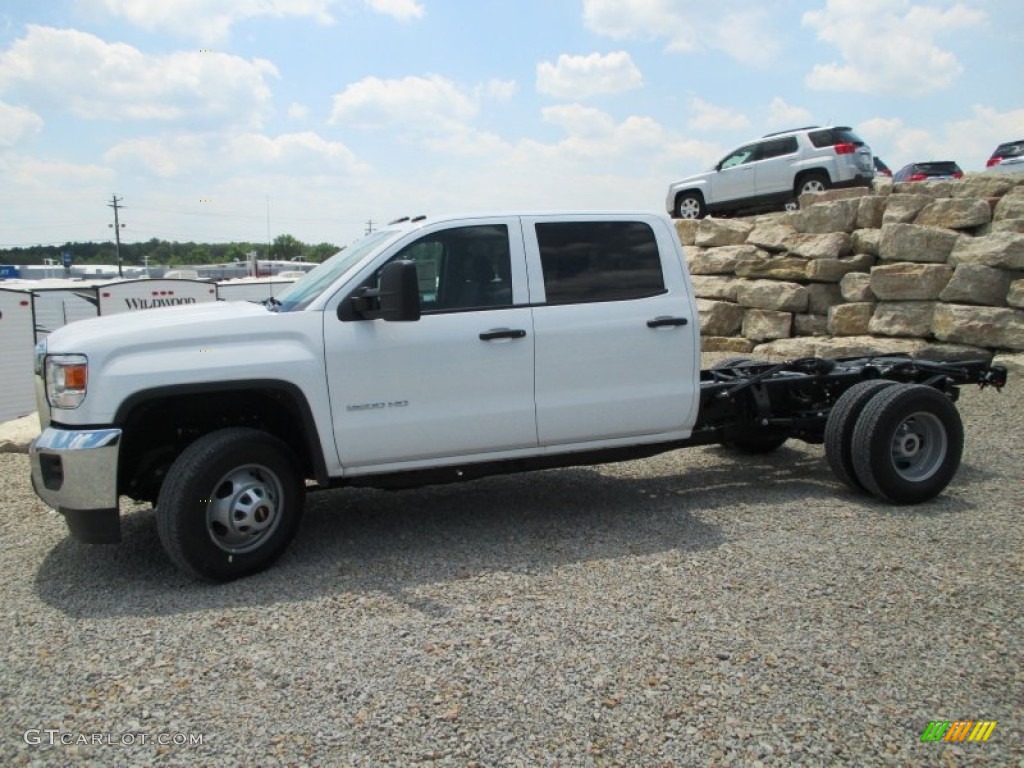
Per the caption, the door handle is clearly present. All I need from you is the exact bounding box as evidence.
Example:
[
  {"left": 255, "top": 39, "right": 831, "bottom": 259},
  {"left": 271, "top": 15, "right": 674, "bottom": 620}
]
[
  {"left": 479, "top": 328, "right": 527, "bottom": 341},
  {"left": 647, "top": 316, "right": 689, "bottom": 328}
]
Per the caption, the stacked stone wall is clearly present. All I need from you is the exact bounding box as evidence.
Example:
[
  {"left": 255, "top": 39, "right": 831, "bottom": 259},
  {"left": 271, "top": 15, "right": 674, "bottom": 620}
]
[{"left": 676, "top": 174, "right": 1024, "bottom": 370}]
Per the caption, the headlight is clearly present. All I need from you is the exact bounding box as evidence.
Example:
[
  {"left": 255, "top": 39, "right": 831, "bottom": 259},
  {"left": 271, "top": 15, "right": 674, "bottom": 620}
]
[{"left": 45, "top": 354, "right": 88, "bottom": 409}]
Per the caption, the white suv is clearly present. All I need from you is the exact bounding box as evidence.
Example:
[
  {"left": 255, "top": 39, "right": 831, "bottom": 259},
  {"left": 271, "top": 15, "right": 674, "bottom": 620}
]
[{"left": 666, "top": 126, "right": 875, "bottom": 219}]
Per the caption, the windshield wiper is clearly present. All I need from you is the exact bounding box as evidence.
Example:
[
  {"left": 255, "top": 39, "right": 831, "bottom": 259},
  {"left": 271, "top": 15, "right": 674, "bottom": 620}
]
[{"left": 262, "top": 296, "right": 282, "bottom": 312}]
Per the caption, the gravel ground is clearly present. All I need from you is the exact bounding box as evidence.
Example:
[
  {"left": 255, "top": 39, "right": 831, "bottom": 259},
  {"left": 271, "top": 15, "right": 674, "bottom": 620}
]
[{"left": 1, "top": 372, "right": 1021, "bottom": 767}]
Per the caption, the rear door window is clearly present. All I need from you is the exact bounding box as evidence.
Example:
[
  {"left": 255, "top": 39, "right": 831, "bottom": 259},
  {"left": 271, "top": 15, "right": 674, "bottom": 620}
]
[
  {"left": 535, "top": 221, "right": 665, "bottom": 305},
  {"left": 759, "top": 136, "right": 798, "bottom": 160}
]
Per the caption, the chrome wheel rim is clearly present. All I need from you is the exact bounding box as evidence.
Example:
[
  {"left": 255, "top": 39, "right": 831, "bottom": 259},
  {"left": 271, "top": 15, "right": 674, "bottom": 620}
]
[
  {"left": 678, "top": 197, "right": 701, "bottom": 219},
  {"left": 206, "top": 464, "right": 283, "bottom": 554},
  {"left": 801, "top": 179, "right": 826, "bottom": 194},
  {"left": 889, "top": 412, "right": 947, "bottom": 482}
]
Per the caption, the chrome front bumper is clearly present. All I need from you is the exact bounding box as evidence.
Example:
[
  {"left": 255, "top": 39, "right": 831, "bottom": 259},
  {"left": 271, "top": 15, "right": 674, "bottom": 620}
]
[{"left": 29, "top": 427, "right": 123, "bottom": 543}]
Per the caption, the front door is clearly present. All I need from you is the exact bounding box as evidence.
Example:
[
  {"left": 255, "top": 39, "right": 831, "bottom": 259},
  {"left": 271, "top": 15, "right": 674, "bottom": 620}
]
[{"left": 324, "top": 219, "right": 538, "bottom": 470}]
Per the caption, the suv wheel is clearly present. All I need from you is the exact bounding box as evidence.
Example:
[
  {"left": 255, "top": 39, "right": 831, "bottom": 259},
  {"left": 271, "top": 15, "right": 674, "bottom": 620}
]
[
  {"left": 675, "top": 192, "right": 706, "bottom": 220},
  {"left": 796, "top": 172, "right": 830, "bottom": 197}
]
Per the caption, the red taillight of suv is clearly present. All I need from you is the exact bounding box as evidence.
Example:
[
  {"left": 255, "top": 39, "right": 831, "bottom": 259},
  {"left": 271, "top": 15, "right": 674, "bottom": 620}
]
[
  {"left": 986, "top": 156, "right": 1001, "bottom": 167},
  {"left": 952, "top": 171, "right": 963, "bottom": 179},
  {"left": 908, "top": 173, "right": 928, "bottom": 182},
  {"left": 833, "top": 142, "right": 856, "bottom": 155}
]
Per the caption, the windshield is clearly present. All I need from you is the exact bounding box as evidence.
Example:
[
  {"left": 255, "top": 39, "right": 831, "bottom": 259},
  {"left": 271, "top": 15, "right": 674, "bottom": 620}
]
[{"left": 274, "top": 228, "right": 401, "bottom": 312}]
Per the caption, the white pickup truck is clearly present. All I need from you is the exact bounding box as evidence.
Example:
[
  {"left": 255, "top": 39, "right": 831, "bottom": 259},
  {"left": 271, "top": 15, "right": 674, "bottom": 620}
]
[{"left": 28, "top": 212, "right": 1006, "bottom": 581}]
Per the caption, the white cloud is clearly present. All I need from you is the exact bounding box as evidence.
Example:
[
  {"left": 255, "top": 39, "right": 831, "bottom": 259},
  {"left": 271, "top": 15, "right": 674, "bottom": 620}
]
[
  {"left": 536, "top": 51, "right": 643, "bottom": 99},
  {"left": 103, "top": 131, "right": 365, "bottom": 178},
  {"left": 688, "top": 98, "right": 751, "bottom": 133},
  {"left": 0, "top": 100, "right": 43, "bottom": 146},
  {"left": 803, "top": 0, "right": 985, "bottom": 95},
  {"left": 365, "top": 0, "right": 424, "bottom": 22},
  {"left": 84, "top": 0, "right": 338, "bottom": 43},
  {"left": 766, "top": 97, "right": 813, "bottom": 129},
  {"left": 0, "top": 154, "right": 114, "bottom": 189},
  {"left": 861, "top": 106, "right": 1024, "bottom": 171},
  {"left": 288, "top": 102, "right": 311, "bottom": 120},
  {"left": 329, "top": 74, "right": 478, "bottom": 133},
  {"left": 0, "top": 26, "right": 277, "bottom": 127},
  {"left": 582, "top": 0, "right": 781, "bottom": 65},
  {"left": 483, "top": 79, "right": 518, "bottom": 102}
]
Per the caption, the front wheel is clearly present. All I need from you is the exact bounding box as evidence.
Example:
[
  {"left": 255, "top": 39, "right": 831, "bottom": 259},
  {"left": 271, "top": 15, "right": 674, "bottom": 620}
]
[
  {"left": 675, "top": 192, "right": 706, "bottom": 220},
  {"left": 156, "top": 428, "right": 305, "bottom": 581},
  {"left": 850, "top": 384, "right": 964, "bottom": 504}
]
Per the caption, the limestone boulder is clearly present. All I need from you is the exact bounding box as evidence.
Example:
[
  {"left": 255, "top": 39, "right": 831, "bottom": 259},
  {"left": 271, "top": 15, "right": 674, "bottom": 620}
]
[
  {"left": 735, "top": 256, "right": 809, "bottom": 281},
  {"left": 939, "top": 264, "right": 1013, "bottom": 306},
  {"left": 993, "top": 193, "right": 1024, "bottom": 222},
  {"left": 695, "top": 218, "right": 754, "bottom": 247},
  {"left": 742, "top": 309, "right": 792, "bottom": 342},
  {"left": 1008, "top": 279, "right": 1024, "bottom": 309},
  {"left": 878, "top": 223, "right": 959, "bottom": 264},
  {"left": 746, "top": 222, "right": 797, "bottom": 252},
  {"left": 696, "top": 299, "right": 746, "bottom": 336},
  {"left": 992, "top": 352, "right": 1024, "bottom": 377},
  {"left": 688, "top": 245, "right": 768, "bottom": 275},
  {"left": 914, "top": 198, "right": 992, "bottom": 229},
  {"left": 950, "top": 232, "right": 1024, "bottom": 270},
  {"left": 792, "top": 199, "right": 860, "bottom": 234},
  {"left": 690, "top": 275, "right": 741, "bottom": 301},
  {"left": 857, "top": 196, "right": 886, "bottom": 229},
  {"left": 915, "top": 343, "right": 993, "bottom": 363},
  {"left": 954, "top": 176, "right": 1018, "bottom": 199},
  {"left": 794, "top": 314, "right": 828, "bottom": 336},
  {"left": 828, "top": 303, "right": 874, "bottom": 336},
  {"left": 753, "top": 336, "right": 926, "bottom": 359},
  {"left": 985, "top": 220, "right": 1024, "bottom": 235},
  {"left": 784, "top": 232, "right": 853, "bottom": 260},
  {"left": 805, "top": 253, "right": 875, "bottom": 283},
  {"left": 674, "top": 219, "right": 699, "bottom": 246},
  {"left": 852, "top": 228, "right": 881, "bottom": 256},
  {"left": 870, "top": 263, "right": 953, "bottom": 300},
  {"left": 807, "top": 283, "right": 843, "bottom": 315},
  {"left": 932, "top": 304, "right": 1024, "bottom": 351},
  {"left": 701, "top": 336, "right": 755, "bottom": 353},
  {"left": 736, "top": 280, "right": 809, "bottom": 313},
  {"left": 882, "top": 194, "right": 931, "bottom": 224},
  {"left": 869, "top": 302, "right": 936, "bottom": 338},
  {"left": 840, "top": 272, "right": 875, "bottom": 302}
]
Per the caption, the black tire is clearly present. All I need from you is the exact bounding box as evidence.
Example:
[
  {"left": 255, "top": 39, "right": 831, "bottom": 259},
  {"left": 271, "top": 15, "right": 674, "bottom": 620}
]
[
  {"left": 796, "top": 171, "right": 830, "bottom": 197},
  {"left": 675, "top": 192, "right": 706, "bottom": 220},
  {"left": 824, "top": 379, "right": 898, "bottom": 492},
  {"left": 850, "top": 384, "right": 964, "bottom": 504},
  {"left": 156, "top": 427, "right": 305, "bottom": 582}
]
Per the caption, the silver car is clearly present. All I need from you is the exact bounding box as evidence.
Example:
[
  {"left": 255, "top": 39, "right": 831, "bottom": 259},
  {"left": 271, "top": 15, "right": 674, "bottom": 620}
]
[{"left": 985, "top": 140, "right": 1024, "bottom": 174}]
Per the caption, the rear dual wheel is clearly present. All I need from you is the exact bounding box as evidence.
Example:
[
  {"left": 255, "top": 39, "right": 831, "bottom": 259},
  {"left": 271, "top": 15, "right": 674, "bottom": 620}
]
[{"left": 825, "top": 382, "right": 964, "bottom": 504}]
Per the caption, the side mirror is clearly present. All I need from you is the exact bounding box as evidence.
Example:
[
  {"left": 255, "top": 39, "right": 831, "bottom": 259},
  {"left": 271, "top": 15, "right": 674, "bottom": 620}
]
[{"left": 378, "top": 260, "right": 421, "bottom": 322}]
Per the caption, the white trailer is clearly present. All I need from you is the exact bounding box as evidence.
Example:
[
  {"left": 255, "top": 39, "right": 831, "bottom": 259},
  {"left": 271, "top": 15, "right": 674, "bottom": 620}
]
[
  {"left": 215, "top": 278, "right": 297, "bottom": 303},
  {"left": 95, "top": 279, "right": 217, "bottom": 315},
  {"left": 0, "top": 288, "right": 38, "bottom": 422}
]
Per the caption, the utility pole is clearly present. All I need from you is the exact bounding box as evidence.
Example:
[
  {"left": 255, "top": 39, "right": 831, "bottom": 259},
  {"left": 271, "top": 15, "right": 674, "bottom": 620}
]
[
  {"left": 365, "top": 219, "right": 374, "bottom": 235},
  {"left": 108, "top": 194, "right": 126, "bottom": 278}
]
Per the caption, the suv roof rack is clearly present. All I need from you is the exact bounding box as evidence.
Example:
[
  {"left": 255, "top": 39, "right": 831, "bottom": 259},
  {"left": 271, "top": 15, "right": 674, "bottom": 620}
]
[{"left": 762, "top": 125, "right": 820, "bottom": 138}]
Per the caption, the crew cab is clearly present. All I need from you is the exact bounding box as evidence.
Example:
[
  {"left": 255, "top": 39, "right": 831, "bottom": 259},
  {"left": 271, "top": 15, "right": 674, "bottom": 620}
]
[{"left": 28, "top": 213, "right": 1006, "bottom": 581}]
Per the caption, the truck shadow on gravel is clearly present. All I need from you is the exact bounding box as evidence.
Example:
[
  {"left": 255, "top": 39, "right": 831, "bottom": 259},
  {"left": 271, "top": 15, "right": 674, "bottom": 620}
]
[{"left": 33, "top": 446, "right": 988, "bottom": 619}]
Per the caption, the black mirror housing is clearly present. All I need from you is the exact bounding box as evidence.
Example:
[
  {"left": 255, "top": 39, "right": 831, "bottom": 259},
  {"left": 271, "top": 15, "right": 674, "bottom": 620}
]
[{"left": 378, "top": 260, "right": 421, "bottom": 322}]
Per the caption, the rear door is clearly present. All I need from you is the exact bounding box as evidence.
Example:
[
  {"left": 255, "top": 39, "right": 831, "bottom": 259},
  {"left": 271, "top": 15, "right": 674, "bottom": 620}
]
[
  {"left": 324, "top": 218, "right": 538, "bottom": 469},
  {"left": 522, "top": 215, "right": 700, "bottom": 446},
  {"left": 755, "top": 136, "right": 799, "bottom": 196}
]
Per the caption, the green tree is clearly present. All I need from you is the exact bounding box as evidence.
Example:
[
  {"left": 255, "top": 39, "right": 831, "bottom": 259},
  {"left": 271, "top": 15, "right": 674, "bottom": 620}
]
[
  {"left": 304, "top": 242, "right": 339, "bottom": 263},
  {"left": 270, "top": 234, "right": 303, "bottom": 261}
]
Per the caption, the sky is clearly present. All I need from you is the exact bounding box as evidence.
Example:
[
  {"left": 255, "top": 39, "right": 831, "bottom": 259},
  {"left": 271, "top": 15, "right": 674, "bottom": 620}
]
[{"left": 0, "top": 0, "right": 1022, "bottom": 252}]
